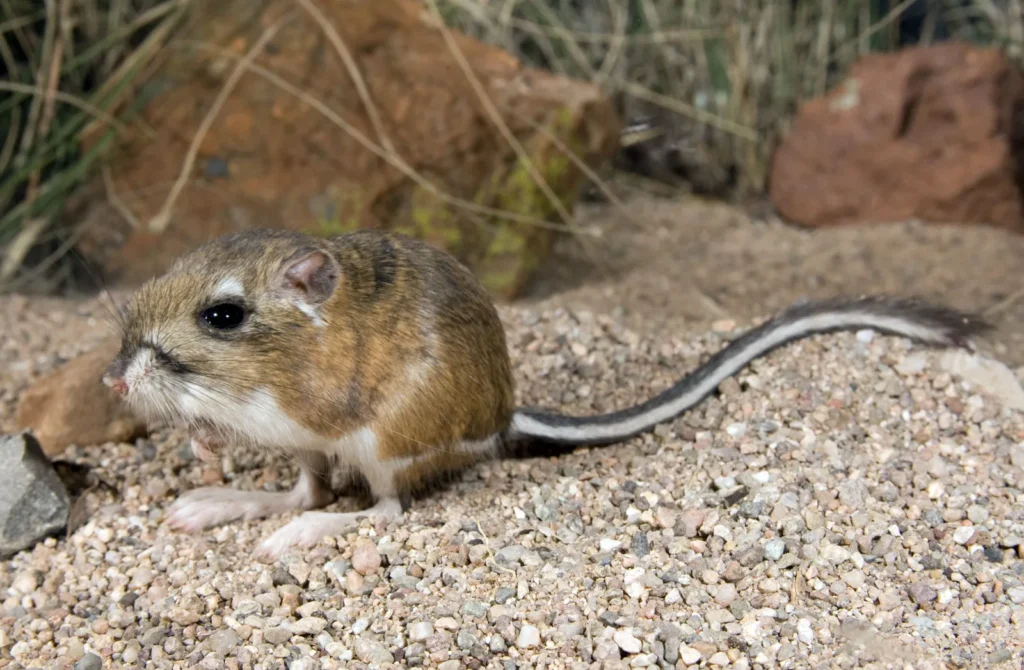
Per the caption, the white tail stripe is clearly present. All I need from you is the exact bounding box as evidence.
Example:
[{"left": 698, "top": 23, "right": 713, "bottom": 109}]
[{"left": 510, "top": 310, "right": 950, "bottom": 444}]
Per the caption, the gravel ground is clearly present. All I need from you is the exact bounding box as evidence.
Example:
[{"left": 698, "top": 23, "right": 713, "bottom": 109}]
[
  {"left": 522, "top": 195, "right": 1024, "bottom": 367},
  {"left": 3, "top": 284, "right": 1024, "bottom": 669},
  {"left": 2, "top": 200, "right": 1024, "bottom": 670}
]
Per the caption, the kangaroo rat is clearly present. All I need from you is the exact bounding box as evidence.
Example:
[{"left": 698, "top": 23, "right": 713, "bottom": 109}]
[{"left": 101, "top": 228, "right": 989, "bottom": 560}]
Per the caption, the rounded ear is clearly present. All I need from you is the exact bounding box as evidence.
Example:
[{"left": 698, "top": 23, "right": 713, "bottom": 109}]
[{"left": 280, "top": 248, "right": 340, "bottom": 305}]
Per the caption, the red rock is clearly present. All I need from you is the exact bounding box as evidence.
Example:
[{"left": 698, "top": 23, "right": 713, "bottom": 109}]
[
  {"left": 77, "top": 0, "right": 619, "bottom": 299},
  {"left": 769, "top": 42, "right": 1024, "bottom": 232},
  {"left": 15, "top": 338, "right": 147, "bottom": 457}
]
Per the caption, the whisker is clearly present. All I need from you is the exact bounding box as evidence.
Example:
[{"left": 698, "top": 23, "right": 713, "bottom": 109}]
[{"left": 65, "top": 247, "right": 127, "bottom": 332}]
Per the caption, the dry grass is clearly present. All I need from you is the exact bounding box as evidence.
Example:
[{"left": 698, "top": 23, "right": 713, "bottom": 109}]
[
  {"left": 3, "top": 0, "right": 1024, "bottom": 292},
  {"left": 437, "top": 0, "right": 1024, "bottom": 196},
  {"left": 0, "top": 0, "right": 189, "bottom": 292}
]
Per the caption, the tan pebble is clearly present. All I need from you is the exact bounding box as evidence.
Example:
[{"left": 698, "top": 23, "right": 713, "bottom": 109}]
[
  {"left": 352, "top": 540, "right": 382, "bottom": 575},
  {"left": 201, "top": 468, "right": 223, "bottom": 485},
  {"left": 345, "top": 571, "right": 364, "bottom": 594},
  {"left": 66, "top": 639, "right": 85, "bottom": 661}
]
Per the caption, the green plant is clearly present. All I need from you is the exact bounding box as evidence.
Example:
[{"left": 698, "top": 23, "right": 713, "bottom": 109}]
[{"left": 0, "top": 0, "right": 190, "bottom": 292}]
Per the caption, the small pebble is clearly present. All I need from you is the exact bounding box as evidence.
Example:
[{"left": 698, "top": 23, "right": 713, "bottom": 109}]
[
  {"left": 614, "top": 629, "right": 642, "bottom": 655},
  {"left": 679, "top": 509, "right": 705, "bottom": 537},
  {"left": 631, "top": 533, "right": 650, "bottom": 557},
  {"left": 75, "top": 654, "right": 102, "bottom": 670},
  {"left": 408, "top": 621, "right": 434, "bottom": 642},
  {"left": 265, "top": 627, "right": 291, "bottom": 645},
  {"left": 796, "top": 619, "right": 814, "bottom": 645},
  {"left": 495, "top": 587, "right": 516, "bottom": 604},
  {"left": 1006, "top": 586, "right": 1024, "bottom": 604},
  {"left": 952, "top": 526, "right": 975, "bottom": 545},
  {"left": 352, "top": 540, "right": 382, "bottom": 575},
  {"left": 207, "top": 629, "right": 241, "bottom": 654},
  {"left": 983, "top": 545, "right": 1004, "bottom": 562},
  {"left": 843, "top": 570, "right": 867, "bottom": 590},
  {"left": 679, "top": 647, "right": 703, "bottom": 665},
  {"left": 908, "top": 583, "right": 938, "bottom": 605},
  {"left": 966, "top": 505, "right": 989, "bottom": 524},
  {"left": 516, "top": 624, "right": 540, "bottom": 649},
  {"left": 293, "top": 617, "right": 328, "bottom": 635},
  {"left": 764, "top": 539, "right": 786, "bottom": 561},
  {"left": 600, "top": 538, "right": 622, "bottom": 552}
]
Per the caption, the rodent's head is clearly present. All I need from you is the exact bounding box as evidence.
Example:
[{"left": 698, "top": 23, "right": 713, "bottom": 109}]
[{"left": 102, "top": 229, "right": 340, "bottom": 441}]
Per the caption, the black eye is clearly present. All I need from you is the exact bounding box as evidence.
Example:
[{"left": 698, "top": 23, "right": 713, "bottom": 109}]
[{"left": 200, "top": 302, "right": 246, "bottom": 330}]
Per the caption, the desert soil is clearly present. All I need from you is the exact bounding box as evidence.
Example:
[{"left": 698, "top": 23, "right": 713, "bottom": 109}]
[{"left": 1, "top": 194, "right": 1023, "bottom": 670}]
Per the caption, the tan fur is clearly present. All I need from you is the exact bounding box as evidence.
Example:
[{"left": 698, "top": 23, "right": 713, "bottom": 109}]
[{"left": 111, "top": 228, "right": 515, "bottom": 504}]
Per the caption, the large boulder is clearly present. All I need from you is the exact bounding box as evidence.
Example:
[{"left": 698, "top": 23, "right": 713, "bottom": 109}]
[
  {"left": 769, "top": 42, "right": 1024, "bottom": 232},
  {"left": 78, "top": 0, "right": 619, "bottom": 299}
]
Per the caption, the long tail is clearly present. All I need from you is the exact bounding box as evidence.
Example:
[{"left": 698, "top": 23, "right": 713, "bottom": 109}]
[{"left": 503, "top": 296, "right": 991, "bottom": 453}]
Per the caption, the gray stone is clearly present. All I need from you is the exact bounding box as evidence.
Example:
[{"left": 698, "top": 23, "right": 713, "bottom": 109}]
[
  {"left": 838, "top": 480, "right": 868, "bottom": 507},
  {"left": 207, "top": 629, "right": 241, "bottom": 655},
  {"left": 738, "top": 500, "right": 765, "bottom": 519},
  {"left": 989, "top": 649, "right": 1013, "bottom": 664},
  {"left": 272, "top": 567, "right": 300, "bottom": 586},
  {"left": 0, "top": 432, "right": 71, "bottom": 557},
  {"left": 1006, "top": 586, "right": 1024, "bottom": 604},
  {"left": 966, "top": 505, "right": 989, "bottom": 524},
  {"left": 293, "top": 617, "right": 328, "bottom": 635},
  {"left": 75, "top": 654, "right": 102, "bottom": 670},
  {"left": 495, "top": 587, "right": 517, "bottom": 604},
  {"left": 908, "top": 583, "right": 937, "bottom": 605},
  {"left": 140, "top": 626, "right": 168, "bottom": 646},
  {"left": 663, "top": 635, "right": 681, "bottom": 664},
  {"left": 736, "top": 544, "right": 764, "bottom": 567},
  {"left": 462, "top": 600, "right": 488, "bottom": 617},
  {"left": 496, "top": 545, "right": 527, "bottom": 565},
  {"left": 764, "top": 539, "right": 786, "bottom": 561},
  {"left": 457, "top": 629, "right": 478, "bottom": 649},
  {"left": 631, "top": 533, "right": 650, "bottom": 558},
  {"left": 874, "top": 481, "right": 899, "bottom": 502},
  {"left": 355, "top": 638, "right": 394, "bottom": 665},
  {"left": 264, "top": 626, "right": 292, "bottom": 645},
  {"left": 922, "top": 509, "right": 945, "bottom": 528}
]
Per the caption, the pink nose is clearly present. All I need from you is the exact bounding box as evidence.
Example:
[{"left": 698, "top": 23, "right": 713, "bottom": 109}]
[{"left": 103, "top": 375, "right": 128, "bottom": 396}]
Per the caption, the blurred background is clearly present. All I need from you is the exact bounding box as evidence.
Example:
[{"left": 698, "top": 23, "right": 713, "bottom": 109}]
[{"left": 1, "top": 0, "right": 1023, "bottom": 361}]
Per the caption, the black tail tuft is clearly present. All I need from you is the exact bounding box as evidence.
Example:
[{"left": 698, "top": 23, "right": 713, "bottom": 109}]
[{"left": 780, "top": 295, "right": 993, "bottom": 348}]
